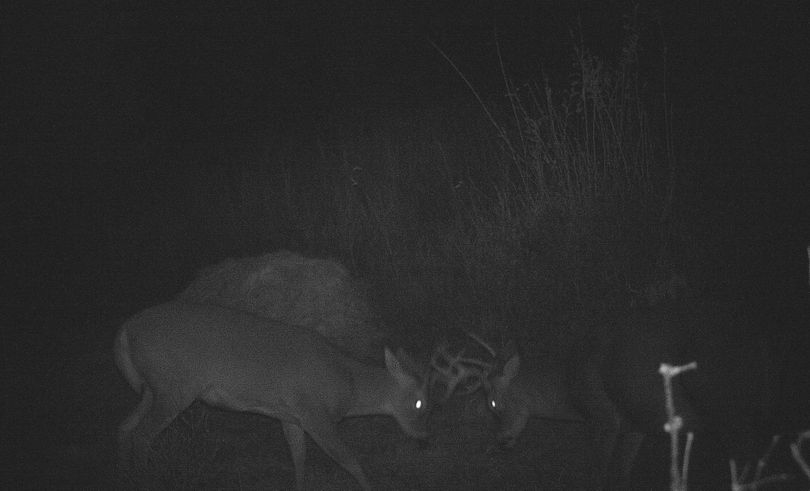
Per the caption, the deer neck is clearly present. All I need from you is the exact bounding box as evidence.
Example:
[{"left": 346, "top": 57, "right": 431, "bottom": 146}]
[{"left": 345, "top": 362, "right": 395, "bottom": 417}]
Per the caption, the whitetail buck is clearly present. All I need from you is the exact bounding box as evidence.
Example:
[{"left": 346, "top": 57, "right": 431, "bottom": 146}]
[
  {"left": 481, "top": 302, "right": 775, "bottom": 489},
  {"left": 485, "top": 347, "right": 586, "bottom": 447},
  {"left": 114, "top": 301, "right": 430, "bottom": 490}
]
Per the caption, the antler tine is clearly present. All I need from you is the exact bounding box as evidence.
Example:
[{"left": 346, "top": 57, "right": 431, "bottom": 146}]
[
  {"left": 430, "top": 342, "right": 494, "bottom": 400},
  {"left": 466, "top": 331, "right": 497, "bottom": 358}
]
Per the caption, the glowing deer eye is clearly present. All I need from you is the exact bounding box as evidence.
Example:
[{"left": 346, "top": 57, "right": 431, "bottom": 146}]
[
  {"left": 415, "top": 399, "right": 422, "bottom": 410},
  {"left": 490, "top": 399, "right": 497, "bottom": 409}
]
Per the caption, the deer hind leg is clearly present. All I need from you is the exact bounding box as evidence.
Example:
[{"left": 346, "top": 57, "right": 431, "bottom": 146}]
[
  {"left": 569, "top": 362, "right": 622, "bottom": 490},
  {"left": 118, "top": 384, "right": 153, "bottom": 470},
  {"left": 281, "top": 421, "right": 308, "bottom": 490},
  {"left": 606, "top": 430, "right": 644, "bottom": 489},
  {"left": 125, "top": 386, "right": 191, "bottom": 470},
  {"left": 587, "top": 403, "right": 623, "bottom": 490},
  {"left": 299, "top": 414, "right": 371, "bottom": 491}
]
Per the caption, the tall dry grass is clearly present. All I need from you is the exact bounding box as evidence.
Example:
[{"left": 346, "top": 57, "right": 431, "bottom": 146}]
[{"left": 104, "top": 16, "right": 678, "bottom": 348}]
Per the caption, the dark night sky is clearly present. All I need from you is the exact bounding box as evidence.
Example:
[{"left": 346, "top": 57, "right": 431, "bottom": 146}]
[{"left": 4, "top": 2, "right": 806, "bottom": 169}]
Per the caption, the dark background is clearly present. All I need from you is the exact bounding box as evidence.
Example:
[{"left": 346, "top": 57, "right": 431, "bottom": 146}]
[{"left": 2, "top": 0, "right": 808, "bottom": 489}]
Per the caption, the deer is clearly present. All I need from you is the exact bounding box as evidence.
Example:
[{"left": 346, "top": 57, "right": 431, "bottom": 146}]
[
  {"left": 475, "top": 303, "right": 775, "bottom": 489},
  {"left": 114, "top": 301, "right": 431, "bottom": 490},
  {"left": 484, "top": 344, "right": 587, "bottom": 448}
]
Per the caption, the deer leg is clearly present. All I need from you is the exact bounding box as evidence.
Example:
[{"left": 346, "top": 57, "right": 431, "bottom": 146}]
[
  {"left": 607, "top": 430, "right": 644, "bottom": 489},
  {"left": 118, "top": 385, "right": 153, "bottom": 469},
  {"left": 569, "top": 361, "right": 622, "bottom": 490},
  {"left": 299, "top": 413, "right": 371, "bottom": 490},
  {"left": 282, "top": 421, "right": 308, "bottom": 490},
  {"left": 128, "top": 388, "right": 189, "bottom": 469}
]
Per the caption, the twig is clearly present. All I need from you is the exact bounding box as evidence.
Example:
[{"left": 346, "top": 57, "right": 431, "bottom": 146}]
[
  {"left": 427, "top": 38, "right": 511, "bottom": 156},
  {"left": 731, "top": 434, "right": 792, "bottom": 491},
  {"left": 790, "top": 430, "right": 810, "bottom": 482},
  {"left": 659, "top": 361, "right": 698, "bottom": 491},
  {"left": 755, "top": 435, "right": 781, "bottom": 481}
]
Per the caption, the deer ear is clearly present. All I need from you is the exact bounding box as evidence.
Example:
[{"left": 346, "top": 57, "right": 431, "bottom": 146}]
[
  {"left": 385, "top": 347, "right": 416, "bottom": 387},
  {"left": 502, "top": 354, "right": 520, "bottom": 384},
  {"left": 393, "top": 347, "right": 424, "bottom": 378}
]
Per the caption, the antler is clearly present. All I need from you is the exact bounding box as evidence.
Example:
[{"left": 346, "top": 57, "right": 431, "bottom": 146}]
[
  {"left": 466, "top": 331, "right": 496, "bottom": 357},
  {"left": 430, "top": 337, "right": 494, "bottom": 401}
]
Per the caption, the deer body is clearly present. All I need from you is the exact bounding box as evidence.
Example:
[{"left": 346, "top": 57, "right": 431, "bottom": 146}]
[
  {"left": 486, "top": 303, "right": 774, "bottom": 489},
  {"left": 115, "top": 301, "right": 429, "bottom": 490},
  {"left": 487, "top": 326, "right": 696, "bottom": 489}
]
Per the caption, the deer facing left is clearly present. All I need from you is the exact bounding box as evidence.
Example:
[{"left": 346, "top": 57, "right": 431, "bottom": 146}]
[{"left": 114, "top": 301, "right": 430, "bottom": 490}]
